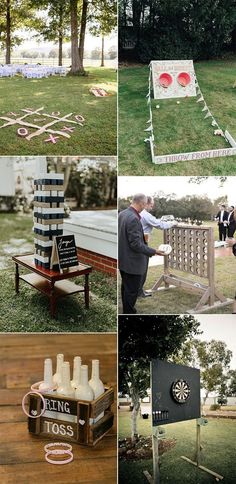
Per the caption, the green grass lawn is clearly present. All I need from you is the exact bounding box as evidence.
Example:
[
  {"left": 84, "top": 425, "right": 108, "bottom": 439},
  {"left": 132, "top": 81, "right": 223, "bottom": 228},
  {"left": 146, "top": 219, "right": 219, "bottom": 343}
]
[
  {"left": 118, "top": 222, "right": 235, "bottom": 314},
  {"left": 0, "top": 213, "right": 117, "bottom": 332},
  {"left": 0, "top": 68, "right": 117, "bottom": 156},
  {"left": 119, "top": 411, "right": 236, "bottom": 483},
  {"left": 119, "top": 59, "right": 236, "bottom": 175}
]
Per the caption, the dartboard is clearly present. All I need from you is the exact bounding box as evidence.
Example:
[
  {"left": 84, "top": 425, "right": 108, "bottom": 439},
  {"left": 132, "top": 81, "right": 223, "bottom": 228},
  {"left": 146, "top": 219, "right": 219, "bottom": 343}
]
[{"left": 171, "top": 379, "right": 190, "bottom": 403}]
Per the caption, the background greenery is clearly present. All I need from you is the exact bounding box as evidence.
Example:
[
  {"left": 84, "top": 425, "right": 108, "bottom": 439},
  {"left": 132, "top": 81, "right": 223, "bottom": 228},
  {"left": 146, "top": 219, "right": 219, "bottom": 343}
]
[{"left": 119, "top": 412, "right": 236, "bottom": 483}]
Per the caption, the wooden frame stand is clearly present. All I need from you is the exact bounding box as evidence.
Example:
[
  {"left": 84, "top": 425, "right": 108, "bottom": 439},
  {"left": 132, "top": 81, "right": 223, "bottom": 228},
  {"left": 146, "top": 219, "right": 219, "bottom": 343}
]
[
  {"left": 28, "top": 386, "right": 114, "bottom": 446},
  {"left": 180, "top": 420, "right": 224, "bottom": 480},
  {"left": 151, "top": 225, "right": 232, "bottom": 313}
]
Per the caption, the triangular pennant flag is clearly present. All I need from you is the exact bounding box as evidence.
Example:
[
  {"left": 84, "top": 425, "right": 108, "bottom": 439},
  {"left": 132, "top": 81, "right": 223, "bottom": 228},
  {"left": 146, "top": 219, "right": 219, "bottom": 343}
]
[
  {"left": 204, "top": 112, "right": 212, "bottom": 119},
  {"left": 147, "top": 98, "right": 151, "bottom": 105},
  {"left": 197, "top": 96, "right": 204, "bottom": 103},
  {"left": 196, "top": 87, "right": 201, "bottom": 95},
  {"left": 144, "top": 125, "right": 153, "bottom": 132},
  {"left": 146, "top": 92, "right": 150, "bottom": 98},
  {"left": 146, "top": 118, "right": 152, "bottom": 124},
  {"left": 202, "top": 105, "right": 208, "bottom": 112},
  {"left": 211, "top": 120, "right": 218, "bottom": 127},
  {"left": 144, "top": 137, "right": 151, "bottom": 143}
]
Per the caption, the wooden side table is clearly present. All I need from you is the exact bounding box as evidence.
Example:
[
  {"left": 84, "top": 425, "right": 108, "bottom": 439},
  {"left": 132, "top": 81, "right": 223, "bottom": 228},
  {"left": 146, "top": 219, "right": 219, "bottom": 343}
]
[{"left": 12, "top": 253, "right": 93, "bottom": 318}]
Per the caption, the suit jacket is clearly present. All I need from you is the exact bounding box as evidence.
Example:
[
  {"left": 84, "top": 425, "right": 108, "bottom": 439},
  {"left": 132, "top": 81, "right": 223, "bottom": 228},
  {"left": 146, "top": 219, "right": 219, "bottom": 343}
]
[
  {"left": 228, "top": 211, "right": 236, "bottom": 226},
  {"left": 118, "top": 207, "right": 156, "bottom": 275},
  {"left": 216, "top": 210, "right": 228, "bottom": 224}
]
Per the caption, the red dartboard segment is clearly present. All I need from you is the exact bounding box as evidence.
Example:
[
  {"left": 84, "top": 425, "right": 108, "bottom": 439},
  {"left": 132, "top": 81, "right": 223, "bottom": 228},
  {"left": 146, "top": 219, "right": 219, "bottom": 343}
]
[
  {"left": 177, "top": 72, "right": 191, "bottom": 87},
  {"left": 159, "top": 72, "right": 173, "bottom": 88}
]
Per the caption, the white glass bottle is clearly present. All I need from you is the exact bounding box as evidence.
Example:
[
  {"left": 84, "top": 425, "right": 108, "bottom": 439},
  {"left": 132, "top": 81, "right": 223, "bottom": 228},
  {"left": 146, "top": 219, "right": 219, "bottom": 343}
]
[
  {"left": 39, "top": 358, "right": 57, "bottom": 419},
  {"left": 53, "top": 353, "right": 64, "bottom": 387},
  {"left": 57, "top": 361, "right": 75, "bottom": 422},
  {"left": 71, "top": 356, "right": 81, "bottom": 390},
  {"left": 75, "top": 365, "right": 94, "bottom": 425},
  {"left": 89, "top": 359, "right": 105, "bottom": 422}
]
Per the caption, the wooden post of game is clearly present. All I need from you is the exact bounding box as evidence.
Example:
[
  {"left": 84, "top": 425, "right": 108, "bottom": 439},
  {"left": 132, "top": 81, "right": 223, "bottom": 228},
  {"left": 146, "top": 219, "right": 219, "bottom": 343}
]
[
  {"left": 196, "top": 419, "right": 201, "bottom": 466},
  {"left": 152, "top": 427, "right": 160, "bottom": 484}
]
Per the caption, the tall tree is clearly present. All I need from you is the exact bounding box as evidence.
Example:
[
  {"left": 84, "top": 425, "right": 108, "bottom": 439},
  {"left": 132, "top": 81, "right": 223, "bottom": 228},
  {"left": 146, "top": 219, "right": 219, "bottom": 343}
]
[
  {"left": 89, "top": 0, "right": 117, "bottom": 67},
  {"left": 34, "top": 0, "right": 70, "bottom": 66},
  {"left": 1, "top": 0, "right": 37, "bottom": 64},
  {"left": 179, "top": 339, "right": 233, "bottom": 405},
  {"left": 119, "top": 315, "right": 200, "bottom": 440}
]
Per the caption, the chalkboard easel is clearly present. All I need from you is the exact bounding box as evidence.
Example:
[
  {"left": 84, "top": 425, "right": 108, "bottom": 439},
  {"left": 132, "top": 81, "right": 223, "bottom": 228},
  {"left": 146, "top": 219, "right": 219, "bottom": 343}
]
[{"left": 50, "top": 235, "right": 79, "bottom": 273}]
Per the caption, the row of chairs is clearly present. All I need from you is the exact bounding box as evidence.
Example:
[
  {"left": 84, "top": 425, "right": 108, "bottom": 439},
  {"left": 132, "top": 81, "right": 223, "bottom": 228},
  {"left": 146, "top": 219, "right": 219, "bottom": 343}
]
[{"left": 0, "top": 64, "right": 67, "bottom": 78}]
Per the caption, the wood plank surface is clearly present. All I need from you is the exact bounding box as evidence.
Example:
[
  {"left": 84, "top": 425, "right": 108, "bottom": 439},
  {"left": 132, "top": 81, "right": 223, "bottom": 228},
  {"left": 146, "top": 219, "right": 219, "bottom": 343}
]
[{"left": 0, "top": 333, "right": 117, "bottom": 483}]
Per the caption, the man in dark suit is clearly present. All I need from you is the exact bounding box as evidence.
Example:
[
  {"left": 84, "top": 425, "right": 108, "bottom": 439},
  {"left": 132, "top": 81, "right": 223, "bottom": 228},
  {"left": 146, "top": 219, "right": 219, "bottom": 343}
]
[
  {"left": 227, "top": 206, "right": 236, "bottom": 238},
  {"left": 118, "top": 193, "right": 165, "bottom": 314},
  {"left": 215, "top": 204, "right": 229, "bottom": 241}
]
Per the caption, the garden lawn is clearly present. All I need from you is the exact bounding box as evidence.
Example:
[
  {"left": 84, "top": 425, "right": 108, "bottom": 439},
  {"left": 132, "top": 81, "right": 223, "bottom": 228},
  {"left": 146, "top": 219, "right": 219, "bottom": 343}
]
[
  {"left": 118, "top": 222, "right": 235, "bottom": 314},
  {"left": 119, "top": 411, "right": 236, "bottom": 483},
  {"left": 0, "top": 68, "right": 117, "bottom": 156},
  {"left": 119, "top": 59, "right": 236, "bottom": 175},
  {"left": 0, "top": 213, "right": 117, "bottom": 332}
]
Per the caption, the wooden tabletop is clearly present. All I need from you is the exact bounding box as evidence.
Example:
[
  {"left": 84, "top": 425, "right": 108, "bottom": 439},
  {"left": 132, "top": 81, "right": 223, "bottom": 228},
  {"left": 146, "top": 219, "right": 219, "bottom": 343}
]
[
  {"left": 0, "top": 333, "right": 117, "bottom": 484},
  {"left": 12, "top": 254, "right": 92, "bottom": 282}
]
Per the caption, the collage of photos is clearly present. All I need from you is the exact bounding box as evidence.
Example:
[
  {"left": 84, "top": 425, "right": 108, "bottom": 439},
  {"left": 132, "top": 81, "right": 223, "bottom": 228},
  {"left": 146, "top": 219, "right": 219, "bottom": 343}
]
[{"left": 0, "top": 1, "right": 236, "bottom": 484}]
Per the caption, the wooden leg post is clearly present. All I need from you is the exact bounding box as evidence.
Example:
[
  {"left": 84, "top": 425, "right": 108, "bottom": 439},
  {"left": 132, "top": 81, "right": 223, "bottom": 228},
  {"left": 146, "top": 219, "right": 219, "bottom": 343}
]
[
  {"left": 50, "top": 281, "right": 56, "bottom": 318},
  {"left": 15, "top": 263, "right": 19, "bottom": 294},
  {"left": 85, "top": 274, "right": 89, "bottom": 309},
  {"left": 153, "top": 427, "right": 161, "bottom": 484},
  {"left": 181, "top": 419, "right": 224, "bottom": 480},
  {"left": 196, "top": 420, "right": 201, "bottom": 466}
]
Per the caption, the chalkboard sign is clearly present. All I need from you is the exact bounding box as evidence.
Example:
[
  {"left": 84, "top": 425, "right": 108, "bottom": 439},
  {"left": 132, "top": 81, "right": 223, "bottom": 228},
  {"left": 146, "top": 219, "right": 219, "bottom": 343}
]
[
  {"left": 151, "top": 359, "right": 200, "bottom": 426},
  {"left": 51, "top": 235, "right": 78, "bottom": 271}
]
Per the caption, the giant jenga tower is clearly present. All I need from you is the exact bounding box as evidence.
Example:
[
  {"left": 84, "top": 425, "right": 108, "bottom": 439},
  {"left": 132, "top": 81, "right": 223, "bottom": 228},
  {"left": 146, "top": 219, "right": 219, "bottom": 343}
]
[{"left": 33, "top": 174, "right": 64, "bottom": 269}]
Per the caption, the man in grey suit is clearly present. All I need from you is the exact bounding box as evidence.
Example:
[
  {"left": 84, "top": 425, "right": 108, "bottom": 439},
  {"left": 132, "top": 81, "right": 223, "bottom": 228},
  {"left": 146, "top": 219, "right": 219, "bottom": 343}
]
[{"left": 118, "top": 193, "right": 165, "bottom": 314}]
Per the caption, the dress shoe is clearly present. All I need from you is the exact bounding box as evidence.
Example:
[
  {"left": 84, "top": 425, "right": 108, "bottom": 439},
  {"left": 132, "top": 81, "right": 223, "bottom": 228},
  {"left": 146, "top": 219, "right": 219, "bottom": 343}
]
[{"left": 138, "top": 290, "right": 152, "bottom": 298}]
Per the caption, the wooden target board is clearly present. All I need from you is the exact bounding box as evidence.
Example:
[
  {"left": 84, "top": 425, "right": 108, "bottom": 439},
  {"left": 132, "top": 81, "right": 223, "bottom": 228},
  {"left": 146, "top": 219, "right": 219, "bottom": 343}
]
[
  {"left": 151, "top": 60, "right": 196, "bottom": 100},
  {"left": 151, "top": 359, "right": 200, "bottom": 426},
  {"left": 152, "top": 225, "right": 230, "bottom": 312}
]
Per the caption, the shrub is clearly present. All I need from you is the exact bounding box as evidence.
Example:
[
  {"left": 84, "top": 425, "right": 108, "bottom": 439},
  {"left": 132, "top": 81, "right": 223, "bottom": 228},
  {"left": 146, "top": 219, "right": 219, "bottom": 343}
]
[{"left": 210, "top": 404, "right": 221, "bottom": 410}]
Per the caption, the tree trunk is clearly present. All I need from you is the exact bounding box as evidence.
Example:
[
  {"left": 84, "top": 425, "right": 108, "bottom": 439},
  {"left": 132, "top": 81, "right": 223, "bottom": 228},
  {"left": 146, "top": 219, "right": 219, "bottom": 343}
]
[
  {"left": 58, "top": 5, "right": 63, "bottom": 66},
  {"left": 70, "top": 0, "right": 80, "bottom": 73},
  {"left": 101, "top": 36, "right": 104, "bottom": 67},
  {"left": 131, "top": 394, "right": 140, "bottom": 442},
  {"left": 6, "top": 0, "right": 11, "bottom": 64},
  {"left": 78, "top": 0, "right": 88, "bottom": 74},
  {"left": 202, "top": 391, "right": 209, "bottom": 407}
]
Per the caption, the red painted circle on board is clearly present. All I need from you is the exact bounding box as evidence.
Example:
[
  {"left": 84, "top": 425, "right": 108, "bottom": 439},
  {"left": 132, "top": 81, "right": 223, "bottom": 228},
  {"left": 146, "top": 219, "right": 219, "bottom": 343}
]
[
  {"left": 159, "top": 73, "right": 173, "bottom": 88},
  {"left": 177, "top": 72, "right": 191, "bottom": 87}
]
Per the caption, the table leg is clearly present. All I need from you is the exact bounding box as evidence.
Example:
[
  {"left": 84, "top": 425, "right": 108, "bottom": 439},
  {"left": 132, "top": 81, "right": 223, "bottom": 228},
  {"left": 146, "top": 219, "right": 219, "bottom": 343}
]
[
  {"left": 50, "top": 281, "right": 56, "bottom": 318},
  {"left": 85, "top": 274, "right": 89, "bottom": 309},
  {"left": 15, "top": 263, "right": 19, "bottom": 294}
]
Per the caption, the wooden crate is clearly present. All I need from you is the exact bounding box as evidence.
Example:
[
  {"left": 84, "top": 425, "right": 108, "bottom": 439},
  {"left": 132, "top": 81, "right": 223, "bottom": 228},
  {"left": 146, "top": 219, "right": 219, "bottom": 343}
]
[{"left": 28, "top": 386, "right": 114, "bottom": 446}]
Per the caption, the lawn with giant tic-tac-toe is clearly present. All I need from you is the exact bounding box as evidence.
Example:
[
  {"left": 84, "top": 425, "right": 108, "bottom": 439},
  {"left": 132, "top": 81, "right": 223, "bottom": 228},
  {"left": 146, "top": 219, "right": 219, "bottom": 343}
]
[
  {"left": 119, "top": 411, "right": 236, "bottom": 483},
  {"left": 119, "top": 59, "right": 236, "bottom": 175},
  {"left": 0, "top": 213, "right": 117, "bottom": 332},
  {"left": 0, "top": 68, "right": 117, "bottom": 156}
]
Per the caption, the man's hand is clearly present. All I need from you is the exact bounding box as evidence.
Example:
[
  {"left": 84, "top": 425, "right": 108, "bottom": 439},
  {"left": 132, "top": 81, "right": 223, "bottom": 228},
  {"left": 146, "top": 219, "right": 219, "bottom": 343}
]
[
  {"left": 226, "top": 237, "right": 236, "bottom": 247},
  {"left": 155, "top": 249, "right": 166, "bottom": 256}
]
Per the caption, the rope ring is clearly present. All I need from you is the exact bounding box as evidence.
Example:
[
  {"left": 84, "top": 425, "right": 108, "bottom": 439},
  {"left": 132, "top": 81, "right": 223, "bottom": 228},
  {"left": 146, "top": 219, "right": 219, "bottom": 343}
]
[
  {"left": 45, "top": 450, "right": 73, "bottom": 465},
  {"left": 22, "top": 390, "right": 46, "bottom": 418},
  {"left": 44, "top": 442, "right": 72, "bottom": 453}
]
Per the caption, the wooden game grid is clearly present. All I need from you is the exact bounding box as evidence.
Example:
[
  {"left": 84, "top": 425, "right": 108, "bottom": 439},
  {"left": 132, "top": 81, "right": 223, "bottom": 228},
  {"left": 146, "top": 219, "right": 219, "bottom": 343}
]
[
  {"left": 152, "top": 225, "right": 230, "bottom": 312},
  {"left": 28, "top": 386, "right": 114, "bottom": 446},
  {"left": 0, "top": 107, "right": 83, "bottom": 141}
]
